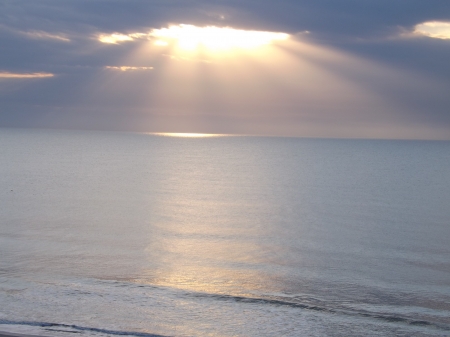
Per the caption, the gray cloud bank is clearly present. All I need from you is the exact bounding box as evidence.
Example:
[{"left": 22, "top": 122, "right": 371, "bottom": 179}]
[{"left": 1, "top": 0, "right": 450, "bottom": 139}]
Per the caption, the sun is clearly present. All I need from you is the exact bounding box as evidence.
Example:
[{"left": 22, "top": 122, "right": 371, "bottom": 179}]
[
  {"left": 97, "top": 24, "right": 290, "bottom": 51},
  {"left": 150, "top": 24, "right": 289, "bottom": 50}
]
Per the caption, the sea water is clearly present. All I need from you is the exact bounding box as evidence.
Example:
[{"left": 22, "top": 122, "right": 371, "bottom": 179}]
[{"left": 0, "top": 128, "right": 449, "bottom": 337}]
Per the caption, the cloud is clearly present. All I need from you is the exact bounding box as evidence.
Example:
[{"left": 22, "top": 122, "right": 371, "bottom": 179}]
[
  {"left": 22, "top": 30, "right": 70, "bottom": 42},
  {"left": 413, "top": 21, "right": 450, "bottom": 40},
  {"left": 98, "top": 33, "right": 146, "bottom": 44},
  {"left": 1, "top": 0, "right": 450, "bottom": 139},
  {"left": 0, "top": 72, "right": 54, "bottom": 78},
  {"left": 105, "top": 66, "right": 153, "bottom": 71},
  {"left": 0, "top": 24, "right": 70, "bottom": 42}
]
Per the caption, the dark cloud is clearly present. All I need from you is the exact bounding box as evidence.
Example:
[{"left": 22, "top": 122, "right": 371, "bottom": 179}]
[
  {"left": 2, "top": 0, "right": 449, "bottom": 37},
  {"left": 1, "top": 0, "right": 450, "bottom": 139}
]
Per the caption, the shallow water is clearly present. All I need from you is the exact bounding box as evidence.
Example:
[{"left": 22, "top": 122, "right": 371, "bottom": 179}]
[{"left": 1, "top": 128, "right": 449, "bottom": 336}]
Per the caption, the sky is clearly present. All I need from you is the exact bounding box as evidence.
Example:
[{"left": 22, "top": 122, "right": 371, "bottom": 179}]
[{"left": 1, "top": 0, "right": 450, "bottom": 139}]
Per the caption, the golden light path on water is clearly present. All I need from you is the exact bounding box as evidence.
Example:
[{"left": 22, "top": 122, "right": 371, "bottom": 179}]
[
  {"left": 135, "top": 131, "right": 278, "bottom": 297},
  {"left": 151, "top": 132, "right": 229, "bottom": 138}
]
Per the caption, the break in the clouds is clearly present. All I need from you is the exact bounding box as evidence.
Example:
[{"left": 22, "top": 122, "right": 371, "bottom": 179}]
[
  {"left": 98, "top": 33, "right": 145, "bottom": 44},
  {"left": 1, "top": 0, "right": 450, "bottom": 140},
  {"left": 98, "top": 25, "right": 289, "bottom": 50},
  {"left": 414, "top": 21, "right": 450, "bottom": 40}
]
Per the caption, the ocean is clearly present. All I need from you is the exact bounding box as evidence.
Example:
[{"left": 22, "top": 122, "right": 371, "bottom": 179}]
[{"left": 0, "top": 128, "right": 449, "bottom": 337}]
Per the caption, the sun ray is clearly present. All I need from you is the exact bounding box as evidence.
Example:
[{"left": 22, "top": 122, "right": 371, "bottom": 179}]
[{"left": 89, "top": 23, "right": 425, "bottom": 137}]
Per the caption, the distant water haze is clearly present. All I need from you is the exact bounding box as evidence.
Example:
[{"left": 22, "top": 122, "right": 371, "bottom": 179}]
[{"left": 0, "top": 128, "right": 449, "bottom": 337}]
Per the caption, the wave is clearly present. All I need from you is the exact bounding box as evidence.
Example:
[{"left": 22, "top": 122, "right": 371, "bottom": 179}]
[
  {"left": 2, "top": 280, "right": 449, "bottom": 336},
  {"left": 99, "top": 279, "right": 450, "bottom": 332},
  {"left": 0, "top": 320, "right": 172, "bottom": 337},
  {"left": 188, "top": 292, "right": 450, "bottom": 331}
]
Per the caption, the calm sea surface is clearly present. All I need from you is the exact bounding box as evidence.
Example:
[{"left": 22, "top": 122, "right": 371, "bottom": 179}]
[{"left": 1, "top": 128, "right": 449, "bottom": 337}]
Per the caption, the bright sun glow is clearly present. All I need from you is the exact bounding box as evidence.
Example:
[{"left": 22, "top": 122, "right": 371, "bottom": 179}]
[
  {"left": 150, "top": 24, "right": 289, "bottom": 50},
  {"left": 414, "top": 21, "right": 450, "bottom": 40},
  {"left": 97, "top": 25, "right": 290, "bottom": 50},
  {"left": 99, "top": 33, "right": 133, "bottom": 44}
]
